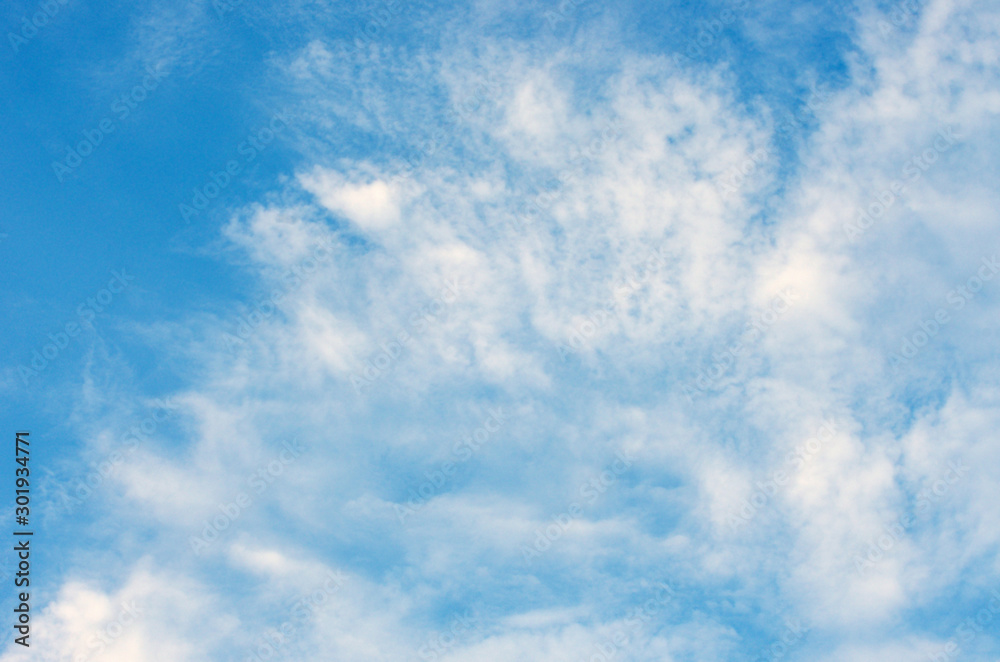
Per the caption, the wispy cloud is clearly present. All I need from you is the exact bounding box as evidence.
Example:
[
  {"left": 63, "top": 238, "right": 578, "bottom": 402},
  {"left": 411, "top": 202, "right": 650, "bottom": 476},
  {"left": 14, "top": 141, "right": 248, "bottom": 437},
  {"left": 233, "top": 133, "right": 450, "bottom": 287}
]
[{"left": 7, "top": 0, "right": 1000, "bottom": 659}]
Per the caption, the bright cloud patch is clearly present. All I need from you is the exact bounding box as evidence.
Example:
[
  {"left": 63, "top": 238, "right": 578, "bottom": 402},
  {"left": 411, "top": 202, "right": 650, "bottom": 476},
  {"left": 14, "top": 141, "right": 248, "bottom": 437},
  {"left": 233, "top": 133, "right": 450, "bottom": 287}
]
[{"left": 299, "top": 167, "right": 402, "bottom": 231}]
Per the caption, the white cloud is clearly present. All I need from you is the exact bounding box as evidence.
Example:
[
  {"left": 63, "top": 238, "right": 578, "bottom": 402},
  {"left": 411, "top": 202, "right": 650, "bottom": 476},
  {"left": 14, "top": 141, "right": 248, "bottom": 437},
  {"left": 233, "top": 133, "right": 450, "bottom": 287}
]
[
  {"left": 299, "top": 167, "right": 403, "bottom": 231},
  {"left": 29, "top": 0, "right": 1000, "bottom": 658}
]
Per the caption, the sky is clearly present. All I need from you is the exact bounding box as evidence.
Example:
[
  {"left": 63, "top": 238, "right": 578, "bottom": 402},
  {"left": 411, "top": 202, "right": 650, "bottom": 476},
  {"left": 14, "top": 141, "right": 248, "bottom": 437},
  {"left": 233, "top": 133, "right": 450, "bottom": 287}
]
[{"left": 1, "top": 0, "right": 999, "bottom": 660}]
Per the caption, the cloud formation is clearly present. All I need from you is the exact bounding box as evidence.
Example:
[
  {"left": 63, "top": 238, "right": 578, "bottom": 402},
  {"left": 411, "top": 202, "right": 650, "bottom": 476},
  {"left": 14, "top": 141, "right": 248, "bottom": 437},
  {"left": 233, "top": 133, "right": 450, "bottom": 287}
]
[{"left": 6, "top": 0, "right": 1000, "bottom": 660}]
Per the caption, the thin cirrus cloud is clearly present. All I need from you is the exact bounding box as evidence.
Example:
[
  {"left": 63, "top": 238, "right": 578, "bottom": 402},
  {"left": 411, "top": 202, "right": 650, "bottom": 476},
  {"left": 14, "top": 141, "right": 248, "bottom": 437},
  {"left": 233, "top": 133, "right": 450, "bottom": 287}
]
[{"left": 3, "top": 0, "right": 1000, "bottom": 660}]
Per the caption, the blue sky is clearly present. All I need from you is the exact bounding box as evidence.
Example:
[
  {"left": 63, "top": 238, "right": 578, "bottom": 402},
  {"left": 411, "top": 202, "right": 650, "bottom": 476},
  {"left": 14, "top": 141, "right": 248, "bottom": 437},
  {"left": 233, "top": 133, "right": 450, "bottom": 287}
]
[{"left": 2, "top": 0, "right": 1000, "bottom": 660}]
